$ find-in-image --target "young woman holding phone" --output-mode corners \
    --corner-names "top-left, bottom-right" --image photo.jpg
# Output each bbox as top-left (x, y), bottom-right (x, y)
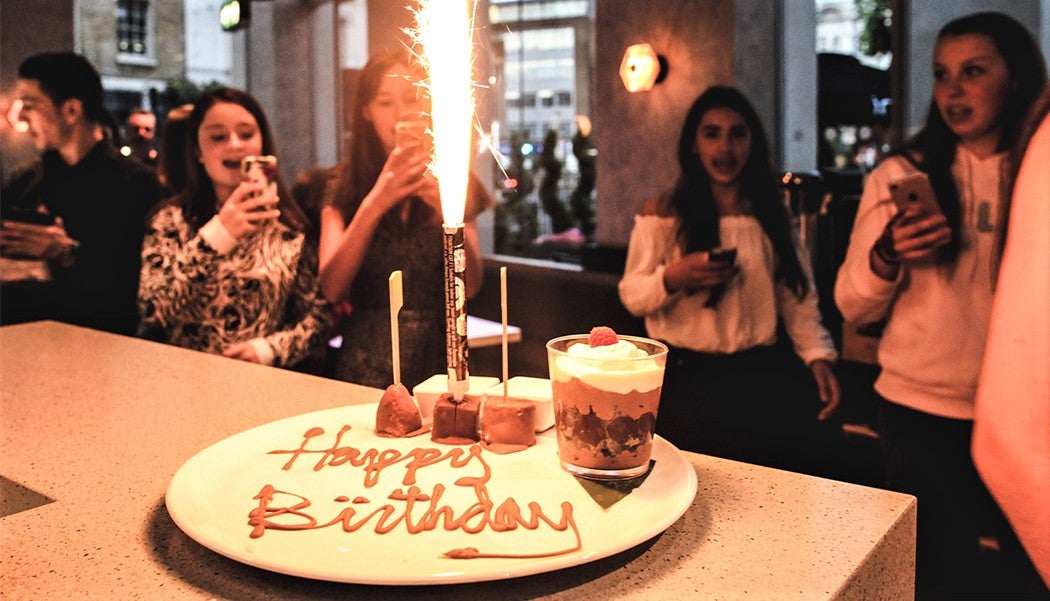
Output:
top-left (619, 86), bottom-right (840, 475)
top-left (834, 13), bottom-right (1046, 598)
top-left (318, 49), bottom-right (492, 390)
top-left (139, 87), bottom-right (327, 368)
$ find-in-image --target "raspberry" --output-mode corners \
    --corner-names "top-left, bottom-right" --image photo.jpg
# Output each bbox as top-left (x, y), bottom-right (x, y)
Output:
top-left (588, 326), bottom-right (618, 347)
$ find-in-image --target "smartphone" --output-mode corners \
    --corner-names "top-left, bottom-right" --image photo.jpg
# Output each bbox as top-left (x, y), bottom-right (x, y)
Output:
top-left (241, 155), bottom-right (278, 188)
top-left (394, 120), bottom-right (431, 155)
top-left (889, 172), bottom-right (942, 217)
top-left (240, 156), bottom-right (278, 212)
top-left (3, 206), bottom-right (56, 226)
top-left (708, 247), bottom-right (737, 266)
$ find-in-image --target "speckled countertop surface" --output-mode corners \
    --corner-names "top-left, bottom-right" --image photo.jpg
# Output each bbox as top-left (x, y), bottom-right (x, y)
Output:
top-left (1, 322), bottom-right (915, 600)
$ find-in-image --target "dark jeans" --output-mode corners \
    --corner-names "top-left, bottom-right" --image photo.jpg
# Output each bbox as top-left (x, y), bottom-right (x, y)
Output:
top-left (878, 399), bottom-right (1048, 600)
top-left (656, 341), bottom-right (842, 477)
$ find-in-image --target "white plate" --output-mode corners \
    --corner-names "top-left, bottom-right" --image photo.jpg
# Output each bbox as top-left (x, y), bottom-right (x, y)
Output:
top-left (166, 403), bottom-right (697, 585)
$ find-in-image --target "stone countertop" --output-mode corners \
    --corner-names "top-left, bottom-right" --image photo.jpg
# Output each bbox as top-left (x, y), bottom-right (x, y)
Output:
top-left (0, 321), bottom-right (915, 600)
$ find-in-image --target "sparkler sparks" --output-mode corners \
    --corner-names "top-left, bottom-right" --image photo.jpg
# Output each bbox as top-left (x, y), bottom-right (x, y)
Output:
top-left (409, 0), bottom-right (480, 399)
top-left (410, 0), bottom-right (477, 227)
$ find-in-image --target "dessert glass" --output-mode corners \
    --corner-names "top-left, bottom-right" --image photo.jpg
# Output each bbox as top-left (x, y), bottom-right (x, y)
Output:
top-left (546, 334), bottom-right (668, 480)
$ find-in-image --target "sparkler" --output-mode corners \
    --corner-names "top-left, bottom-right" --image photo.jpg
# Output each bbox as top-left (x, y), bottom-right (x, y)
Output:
top-left (411, 0), bottom-right (477, 400)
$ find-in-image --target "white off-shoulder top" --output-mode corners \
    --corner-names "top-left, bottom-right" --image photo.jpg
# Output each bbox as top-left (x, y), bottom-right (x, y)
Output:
top-left (618, 214), bottom-right (836, 365)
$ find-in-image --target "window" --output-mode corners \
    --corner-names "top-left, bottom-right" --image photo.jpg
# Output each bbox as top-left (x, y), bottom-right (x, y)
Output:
top-left (815, 0), bottom-right (892, 171)
top-left (488, 1), bottom-right (596, 259)
top-left (117, 0), bottom-right (153, 60)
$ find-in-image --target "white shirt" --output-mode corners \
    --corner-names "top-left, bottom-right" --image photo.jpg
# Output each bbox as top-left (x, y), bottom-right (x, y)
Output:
top-left (834, 147), bottom-right (1005, 419)
top-left (618, 214), bottom-right (837, 365)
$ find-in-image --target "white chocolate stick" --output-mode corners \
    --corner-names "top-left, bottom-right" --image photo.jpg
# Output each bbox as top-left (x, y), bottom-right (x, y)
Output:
top-left (389, 270), bottom-right (403, 386)
top-left (501, 266), bottom-right (509, 400)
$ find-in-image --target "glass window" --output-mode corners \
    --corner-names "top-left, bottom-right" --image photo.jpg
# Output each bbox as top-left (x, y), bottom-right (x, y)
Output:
top-left (487, 1), bottom-right (595, 259)
top-left (489, 0), bottom-right (589, 23)
top-left (816, 0), bottom-right (893, 171)
top-left (117, 0), bottom-right (152, 57)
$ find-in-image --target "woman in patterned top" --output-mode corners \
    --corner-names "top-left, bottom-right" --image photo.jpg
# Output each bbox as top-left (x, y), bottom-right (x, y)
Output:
top-left (139, 87), bottom-right (328, 368)
top-left (319, 50), bottom-right (492, 389)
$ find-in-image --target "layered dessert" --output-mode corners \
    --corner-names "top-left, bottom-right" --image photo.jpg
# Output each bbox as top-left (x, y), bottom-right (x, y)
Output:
top-left (413, 375), bottom-right (500, 426)
top-left (483, 376), bottom-right (554, 432)
top-left (547, 327), bottom-right (667, 478)
top-left (479, 398), bottom-right (536, 453)
top-left (375, 383), bottom-right (428, 438)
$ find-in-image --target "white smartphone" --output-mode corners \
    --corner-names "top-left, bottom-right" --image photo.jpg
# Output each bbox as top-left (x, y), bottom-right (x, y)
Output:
top-left (889, 172), bottom-right (941, 217)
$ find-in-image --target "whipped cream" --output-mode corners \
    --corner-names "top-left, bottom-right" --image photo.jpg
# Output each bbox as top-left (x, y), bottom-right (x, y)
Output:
top-left (550, 338), bottom-right (664, 393)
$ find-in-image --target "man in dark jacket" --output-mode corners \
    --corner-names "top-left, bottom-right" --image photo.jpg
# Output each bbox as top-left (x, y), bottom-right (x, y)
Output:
top-left (1, 52), bottom-right (161, 335)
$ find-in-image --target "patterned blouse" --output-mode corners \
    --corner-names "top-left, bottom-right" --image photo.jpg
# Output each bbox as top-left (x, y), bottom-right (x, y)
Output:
top-left (139, 205), bottom-right (328, 367)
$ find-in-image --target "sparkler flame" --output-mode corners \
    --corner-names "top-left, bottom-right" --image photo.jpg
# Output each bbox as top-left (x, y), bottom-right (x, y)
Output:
top-left (411, 0), bottom-right (477, 227)
top-left (410, 0), bottom-right (479, 400)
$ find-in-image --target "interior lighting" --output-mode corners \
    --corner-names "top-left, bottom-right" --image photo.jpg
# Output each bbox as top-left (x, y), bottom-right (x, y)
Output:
top-left (620, 43), bottom-right (668, 92)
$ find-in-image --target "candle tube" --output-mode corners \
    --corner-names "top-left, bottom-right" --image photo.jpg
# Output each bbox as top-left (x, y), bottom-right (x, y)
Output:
top-left (443, 222), bottom-right (469, 400)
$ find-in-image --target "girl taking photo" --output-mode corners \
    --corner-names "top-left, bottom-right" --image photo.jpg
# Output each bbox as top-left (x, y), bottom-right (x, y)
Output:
top-left (318, 49), bottom-right (492, 390)
top-left (835, 12), bottom-right (1046, 598)
top-left (139, 87), bottom-right (328, 368)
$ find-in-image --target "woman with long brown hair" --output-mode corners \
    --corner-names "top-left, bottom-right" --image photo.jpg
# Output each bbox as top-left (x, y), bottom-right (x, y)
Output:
top-left (319, 49), bottom-right (492, 389)
top-left (619, 86), bottom-right (840, 474)
top-left (139, 87), bottom-right (327, 368)
top-left (835, 13), bottom-right (1046, 598)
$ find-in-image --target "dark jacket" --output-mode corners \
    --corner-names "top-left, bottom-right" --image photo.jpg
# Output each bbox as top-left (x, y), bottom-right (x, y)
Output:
top-left (1, 142), bottom-right (161, 335)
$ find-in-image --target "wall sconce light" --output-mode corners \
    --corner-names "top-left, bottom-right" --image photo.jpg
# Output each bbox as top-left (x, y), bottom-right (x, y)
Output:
top-left (620, 43), bottom-right (668, 92)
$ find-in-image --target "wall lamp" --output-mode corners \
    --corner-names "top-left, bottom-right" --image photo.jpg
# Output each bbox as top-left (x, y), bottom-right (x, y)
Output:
top-left (620, 43), bottom-right (668, 92)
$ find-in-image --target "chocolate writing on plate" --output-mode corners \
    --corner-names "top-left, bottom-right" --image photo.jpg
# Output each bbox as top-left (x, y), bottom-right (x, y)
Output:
top-left (247, 425), bottom-right (581, 559)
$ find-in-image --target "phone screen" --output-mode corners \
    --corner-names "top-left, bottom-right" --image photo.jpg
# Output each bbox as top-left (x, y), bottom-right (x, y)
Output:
top-left (708, 247), bottom-right (737, 266)
top-left (241, 155), bottom-right (278, 187)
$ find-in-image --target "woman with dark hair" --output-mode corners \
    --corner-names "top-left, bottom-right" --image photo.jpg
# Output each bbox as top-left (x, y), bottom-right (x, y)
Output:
top-left (319, 49), bottom-right (492, 389)
top-left (834, 12), bottom-right (1046, 598)
top-left (619, 85), bottom-right (840, 473)
top-left (138, 87), bottom-right (328, 368)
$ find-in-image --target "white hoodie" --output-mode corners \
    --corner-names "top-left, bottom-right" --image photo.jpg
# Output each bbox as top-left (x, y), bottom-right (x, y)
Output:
top-left (834, 147), bottom-right (1004, 420)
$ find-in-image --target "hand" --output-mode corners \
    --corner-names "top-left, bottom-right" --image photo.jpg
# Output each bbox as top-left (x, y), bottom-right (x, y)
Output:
top-left (0, 217), bottom-right (78, 262)
top-left (217, 180), bottom-right (281, 239)
top-left (416, 172), bottom-right (442, 215)
top-left (883, 211), bottom-right (951, 261)
top-left (365, 146), bottom-right (431, 216)
top-left (809, 359), bottom-right (840, 421)
top-left (222, 341), bottom-right (261, 363)
top-left (662, 250), bottom-right (736, 294)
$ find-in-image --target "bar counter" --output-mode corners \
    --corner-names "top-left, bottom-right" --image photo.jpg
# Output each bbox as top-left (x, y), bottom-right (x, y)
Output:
top-left (0, 322), bottom-right (916, 600)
